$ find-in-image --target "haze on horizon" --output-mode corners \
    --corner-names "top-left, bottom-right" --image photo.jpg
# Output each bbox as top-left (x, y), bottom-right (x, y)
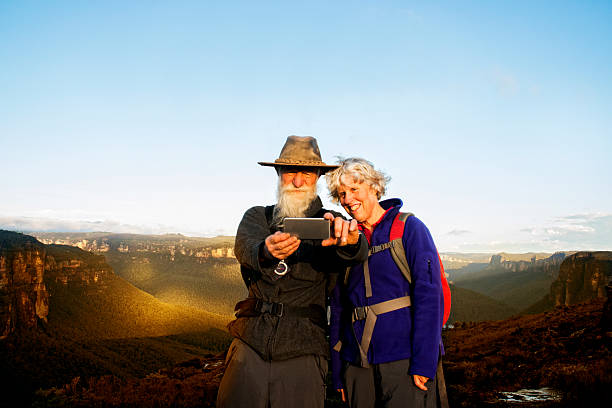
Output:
top-left (1, 1), bottom-right (611, 253)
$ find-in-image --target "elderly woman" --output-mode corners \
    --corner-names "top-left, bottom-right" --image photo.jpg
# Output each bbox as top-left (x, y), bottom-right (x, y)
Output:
top-left (326, 157), bottom-right (447, 408)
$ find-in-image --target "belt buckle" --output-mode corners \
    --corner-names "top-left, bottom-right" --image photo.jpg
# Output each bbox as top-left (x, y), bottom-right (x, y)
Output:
top-left (354, 306), bottom-right (369, 321)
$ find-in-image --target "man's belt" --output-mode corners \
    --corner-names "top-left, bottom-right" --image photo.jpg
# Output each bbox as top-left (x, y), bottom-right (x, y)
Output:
top-left (351, 295), bottom-right (411, 368)
top-left (234, 297), bottom-right (326, 327)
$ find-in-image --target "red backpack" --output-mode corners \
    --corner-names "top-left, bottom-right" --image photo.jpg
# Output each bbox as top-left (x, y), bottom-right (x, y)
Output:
top-left (368, 212), bottom-right (452, 325)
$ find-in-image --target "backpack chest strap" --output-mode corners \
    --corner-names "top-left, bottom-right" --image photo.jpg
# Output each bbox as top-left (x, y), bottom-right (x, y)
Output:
top-left (351, 295), bottom-right (411, 367)
top-left (368, 241), bottom-right (393, 255)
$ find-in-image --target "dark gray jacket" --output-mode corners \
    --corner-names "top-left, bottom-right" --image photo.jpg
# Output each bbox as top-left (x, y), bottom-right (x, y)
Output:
top-left (228, 196), bottom-right (368, 361)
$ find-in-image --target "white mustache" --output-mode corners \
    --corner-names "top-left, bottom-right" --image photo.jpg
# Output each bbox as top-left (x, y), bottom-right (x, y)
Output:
top-left (283, 186), bottom-right (310, 193)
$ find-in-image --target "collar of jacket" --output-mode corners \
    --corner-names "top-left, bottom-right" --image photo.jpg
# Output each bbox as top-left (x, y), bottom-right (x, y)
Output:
top-left (358, 198), bottom-right (403, 240)
top-left (379, 198), bottom-right (403, 212)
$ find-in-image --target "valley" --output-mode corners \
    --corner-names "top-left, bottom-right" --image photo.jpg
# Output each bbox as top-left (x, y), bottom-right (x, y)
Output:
top-left (0, 231), bottom-right (232, 407)
top-left (2, 230), bottom-right (610, 407)
top-left (35, 232), bottom-right (247, 316)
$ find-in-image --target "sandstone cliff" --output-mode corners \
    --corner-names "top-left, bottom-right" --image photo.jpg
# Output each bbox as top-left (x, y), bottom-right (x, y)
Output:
top-left (550, 251), bottom-right (612, 306)
top-left (0, 231), bottom-right (49, 338)
top-left (0, 231), bottom-right (114, 339)
top-left (488, 252), bottom-right (567, 274)
top-left (44, 244), bottom-right (114, 287)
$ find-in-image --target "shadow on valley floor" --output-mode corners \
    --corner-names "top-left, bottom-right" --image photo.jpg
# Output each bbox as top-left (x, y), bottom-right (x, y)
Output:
top-left (0, 329), bottom-right (232, 408)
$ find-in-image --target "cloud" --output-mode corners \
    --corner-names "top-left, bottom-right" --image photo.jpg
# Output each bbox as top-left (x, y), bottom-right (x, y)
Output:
top-left (0, 216), bottom-right (190, 236)
top-left (555, 213), bottom-right (607, 221)
top-left (447, 229), bottom-right (471, 236)
top-left (518, 212), bottom-right (612, 250)
top-left (442, 212), bottom-right (612, 253)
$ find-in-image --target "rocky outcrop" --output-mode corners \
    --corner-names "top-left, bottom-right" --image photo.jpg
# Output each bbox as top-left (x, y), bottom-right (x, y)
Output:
top-left (488, 252), bottom-right (567, 276)
top-left (44, 246), bottom-right (114, 287)
top-left (0, 231), bottom-right (114, 338)
top-left (0, 231), bottom-right (49, 338)
top-left (37, 234), bottom-right (235, 261)
top-left (551, 251), bottom-right (612, 306)
top-left (211, 247), bottom-right (234, 258)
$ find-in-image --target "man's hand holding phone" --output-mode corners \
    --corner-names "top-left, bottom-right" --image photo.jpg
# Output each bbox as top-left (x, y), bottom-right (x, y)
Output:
top-left (264, 232), bottom-right (300, 260)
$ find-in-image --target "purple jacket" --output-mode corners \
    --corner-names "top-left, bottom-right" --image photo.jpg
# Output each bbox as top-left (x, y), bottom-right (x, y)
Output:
top-left (330, 198), bottom-right (443, 389)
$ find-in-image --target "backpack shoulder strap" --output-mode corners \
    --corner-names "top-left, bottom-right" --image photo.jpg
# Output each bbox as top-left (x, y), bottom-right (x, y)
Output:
top-left (264, 205), bottom-right (276, 233)
top-left (241, 205), bottom-right (275, 288)
top-left (388, 211), bottom-right (453, 326)
top-left (390, 212), bottom-right (413, 240)
top-left (389, 212), bottom-right (414, 284)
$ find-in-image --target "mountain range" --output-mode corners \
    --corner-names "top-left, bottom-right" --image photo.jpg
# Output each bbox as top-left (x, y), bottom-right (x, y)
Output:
top-left (2, 229), bottom-right (611, 407)
top-left (33, 232), bottom-right (516, 323)
top-left (451, 252), bottom-right (569, 312)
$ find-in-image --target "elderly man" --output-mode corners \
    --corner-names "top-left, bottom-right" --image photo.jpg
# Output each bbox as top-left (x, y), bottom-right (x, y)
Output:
top-left (216, 136), bottom-right (368, 408)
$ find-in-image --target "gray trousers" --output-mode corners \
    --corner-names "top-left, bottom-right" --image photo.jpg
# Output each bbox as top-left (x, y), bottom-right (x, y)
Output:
top-left (216, 339), bottom-right (328, 408)
top-left (344, 359), bottom-right (439, 408)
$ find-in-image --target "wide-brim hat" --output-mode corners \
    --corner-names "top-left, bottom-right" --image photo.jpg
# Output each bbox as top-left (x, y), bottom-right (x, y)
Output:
top-left (258, 136), bottom-right (339, 174)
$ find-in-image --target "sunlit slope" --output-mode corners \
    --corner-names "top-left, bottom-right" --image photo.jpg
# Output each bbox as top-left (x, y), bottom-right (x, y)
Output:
top-left (45, 273), bottom-right (230, 340)
top-left (35, 232), bottom-right (247, 316)
top-left (105, 254), bottom-right (246, 316)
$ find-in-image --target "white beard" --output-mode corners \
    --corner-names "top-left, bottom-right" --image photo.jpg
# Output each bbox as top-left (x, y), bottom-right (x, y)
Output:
top-left (273, 178), bottom-right (318, 225)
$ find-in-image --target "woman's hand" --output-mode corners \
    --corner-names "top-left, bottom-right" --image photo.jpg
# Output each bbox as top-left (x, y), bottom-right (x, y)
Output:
top-left (413, 375), bottom-right (429, 391)
top-left (321, 213), bottom-right (359, 247)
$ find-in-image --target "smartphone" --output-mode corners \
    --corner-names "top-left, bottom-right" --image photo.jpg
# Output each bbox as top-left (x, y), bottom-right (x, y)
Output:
top-left (282, 218), bottom-right (331, 240)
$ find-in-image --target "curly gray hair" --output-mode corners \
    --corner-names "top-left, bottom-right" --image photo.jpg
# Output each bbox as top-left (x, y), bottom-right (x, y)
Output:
top-left (326, 157), bottom-right (390, 203)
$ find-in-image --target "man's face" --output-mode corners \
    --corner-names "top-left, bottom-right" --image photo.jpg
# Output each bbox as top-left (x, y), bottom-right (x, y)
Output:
top-left (337, 175), bottom-right (379, 223)
top-left (274, 167), bottom-right (320, 220)
top-left (279, 167), bottom-right (319, 192)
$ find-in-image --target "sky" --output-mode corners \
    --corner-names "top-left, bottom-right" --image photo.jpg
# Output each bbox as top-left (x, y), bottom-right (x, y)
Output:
top-left (1, 0), bottom-right (610, 253)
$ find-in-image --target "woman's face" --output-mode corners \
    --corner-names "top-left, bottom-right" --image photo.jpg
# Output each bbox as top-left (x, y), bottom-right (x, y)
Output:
top-left (336, 175), bottom-right (379, 223)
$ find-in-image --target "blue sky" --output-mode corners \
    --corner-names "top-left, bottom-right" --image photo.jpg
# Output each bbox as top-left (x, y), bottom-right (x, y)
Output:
top-left (1, 1), bottom-right (610, 252)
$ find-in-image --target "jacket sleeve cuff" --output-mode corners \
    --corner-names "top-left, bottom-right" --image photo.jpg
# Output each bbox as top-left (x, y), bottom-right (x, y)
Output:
top-left (408, 357), bottom-right (438, 380)
top-left (257, 242), bottom-right (278, 266)
top-left (336, 233), bottom-right (368, 262)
